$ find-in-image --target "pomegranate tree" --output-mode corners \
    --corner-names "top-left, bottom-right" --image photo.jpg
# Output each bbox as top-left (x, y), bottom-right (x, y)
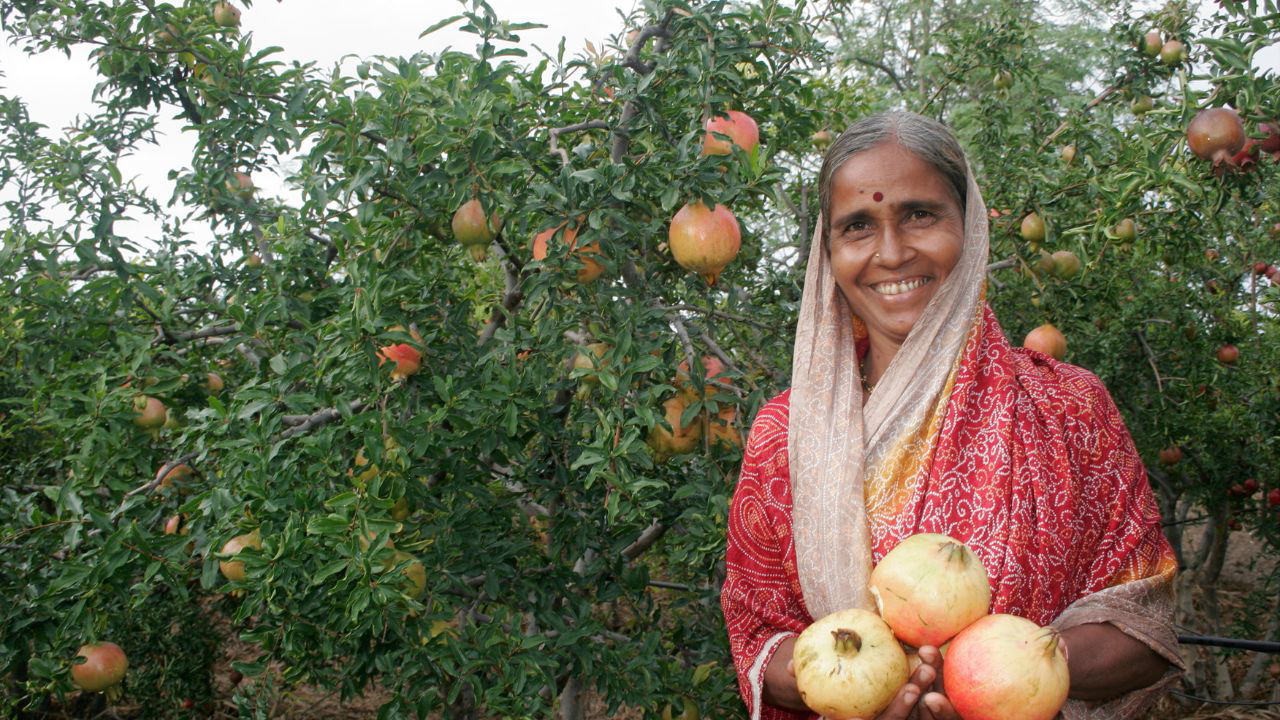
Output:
top-left (1186, 108), bottom-right (1245, 166)
top-left (71, 641), bottom-right (128, 693)
top-left (868, 533), bottom-right (991, 648)
top-left (793, 608), bottom-right (909, 719)
top-left (943, 614), bottom-right (1069, 720)
top-left (1022, 323), bottom-right (1066, 360)
top-left (668, 201), bottom-right (741, 285)
top-left (701, 110), bottom-right (759, 157)
top-left (451, 199), bottom-right (501, 261)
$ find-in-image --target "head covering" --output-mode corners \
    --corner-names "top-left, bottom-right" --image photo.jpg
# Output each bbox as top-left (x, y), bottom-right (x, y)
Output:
top-left (787, 151), bottom-right (990, 619)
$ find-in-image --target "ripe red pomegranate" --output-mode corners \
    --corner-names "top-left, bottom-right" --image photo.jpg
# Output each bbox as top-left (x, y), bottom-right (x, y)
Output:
top-left (1216, 343), bottom-right (1239, 365)
top-left (1258, 123), bottom-right (1280, 155)
top-left (1159, 446), bottom-right (1183, 466)
top-left (451, 199), bottom-right (502, 261)
top-left (1255, 261), bottom-right (1269, 274)
top-left (701, 110), bottom-right (759, 157)
top-left (675, 355), bottom-right (732, 402)
top-left (668, 201), bottom-right (741, 285)
top-left (1243, 478), bottom-right (1259, 494)
top-left (72, 642), bottom-right (128, 692)
top-left (532, 222), bottom-right (603, 283)
top-left (1186, 108), bottom-right (1246, 166)
top-left (943, 614), bottom-right (1069, 720)
top-left (132, 395), bottom-right (167, 429)
top-left (157, 463), bottom-right (193, 490)
top-left (1267, 488), bottom-right (1280, 507)
top-left (869, 533), bottom-right (991, 648)
top-left (1022, 323), bottom-right (1066, 360)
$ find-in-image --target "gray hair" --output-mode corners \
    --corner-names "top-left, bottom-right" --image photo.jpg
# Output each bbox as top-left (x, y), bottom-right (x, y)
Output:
top-left (817, 111), bottom-right (969, 245)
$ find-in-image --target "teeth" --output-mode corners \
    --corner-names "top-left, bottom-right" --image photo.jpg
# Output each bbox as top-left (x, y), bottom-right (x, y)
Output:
top-left (873, 278), bottom-right (930, 296)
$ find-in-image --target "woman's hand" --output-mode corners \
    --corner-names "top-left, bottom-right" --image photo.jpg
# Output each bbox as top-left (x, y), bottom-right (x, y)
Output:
top-left (764, 636), bottom-right (942, 719)
top-left (912, 645), bottom-right (962, 720)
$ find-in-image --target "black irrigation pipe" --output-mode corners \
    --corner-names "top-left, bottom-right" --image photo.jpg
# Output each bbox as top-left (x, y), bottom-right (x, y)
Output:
top-left (1170, 690), bottom-right (1280, 707)
top-left (1177, 633), bottom-right (1280, 654)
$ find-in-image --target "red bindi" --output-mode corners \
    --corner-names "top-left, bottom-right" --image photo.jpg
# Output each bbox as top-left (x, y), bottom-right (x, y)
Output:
top-left (872, 191), bottom-right (884, 202)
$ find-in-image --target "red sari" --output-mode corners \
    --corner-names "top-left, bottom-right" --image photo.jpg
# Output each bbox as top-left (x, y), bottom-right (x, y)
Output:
top-left (721, 305), bottom-right (1181, 719)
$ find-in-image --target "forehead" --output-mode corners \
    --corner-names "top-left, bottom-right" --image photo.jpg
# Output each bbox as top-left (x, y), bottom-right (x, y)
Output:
top-left (828, 142), bottom-right (957, 207)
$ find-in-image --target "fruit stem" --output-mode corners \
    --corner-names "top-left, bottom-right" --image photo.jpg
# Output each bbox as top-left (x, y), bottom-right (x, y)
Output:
top-left (1041, 627), bottom-right (1061, 656)
top-left (943, 541), bottom-right (969, 565)
top-left (831, 628), bottom-right (862, 656)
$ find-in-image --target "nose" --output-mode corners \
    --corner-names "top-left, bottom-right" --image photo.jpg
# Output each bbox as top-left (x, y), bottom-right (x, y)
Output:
top-left (874, 225), bottom-right (913, 267)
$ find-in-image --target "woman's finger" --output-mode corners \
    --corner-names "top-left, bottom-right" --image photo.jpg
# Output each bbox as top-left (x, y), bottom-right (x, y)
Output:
top-left (920, 691), bottom-right (962, 720)
top-left (870, 680), bottom-right (923, 720)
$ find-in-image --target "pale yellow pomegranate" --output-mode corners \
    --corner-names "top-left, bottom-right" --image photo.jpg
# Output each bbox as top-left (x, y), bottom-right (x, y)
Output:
top-left (793, 608), bottom-right (909, 719)
top-left (869, 533), bottom-right (991, 648)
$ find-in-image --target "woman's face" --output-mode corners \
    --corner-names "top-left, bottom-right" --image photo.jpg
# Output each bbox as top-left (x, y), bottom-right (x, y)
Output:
top-left (826, 141), bottom-right (965, 348)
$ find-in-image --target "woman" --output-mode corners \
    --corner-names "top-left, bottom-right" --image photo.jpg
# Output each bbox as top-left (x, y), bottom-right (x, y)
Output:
top-left (721, 112), bottom-right (1183, 720)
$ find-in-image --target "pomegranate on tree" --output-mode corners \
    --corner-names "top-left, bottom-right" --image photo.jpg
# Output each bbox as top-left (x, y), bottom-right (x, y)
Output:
top-left (869, 533), bottom-right (991, 648)
top-left (1158, 446), bottom-right (1183, 466)
top-left (701, 110), bottom-right (759, 157)
top-left (1114, 218), bottom-right (1137, 243)
top-left (1059, 144), bottom-right (1077, 165)
top-left (793, 608), bottom-right (909, 719)
top-left (572, 342), bottom-right (611, 383)
top-left (1022, 323), bottom-right (1066, 360)
top-left (204, 372), bottom-right (224, 395)
top-left (943, 614), bottom-right (1069, 720)
top-left (377, 343), bottom-right (422, 381)
top-left (1141, 31), bottom-right (1162, 57)
top-left (668, 201), bottom-right (741, 286)
top-left (1186, 108), bottom-right (1245, 166)
top-left (1216, 343), bottom-right (1239, 365)
top-left (1049, 250), bottom-right (1080, 279)
top-left (132, 395), bottom-right (167, 429)
top-left (212, 2), bottom-right (241, 28)
top-left (71, 642), bottom-right (128, 693)
top-left (532, 222), bottom-right (604, 283)
top-left (219, 530), bottom-right (262, 583)
top-left (225, 171), bottom-right (253, 199)
top-left (1159, 39), bottom-right (1186, 66)
top-left (647, 396), bottom-right (702, 461)
top-left (451, 199), bottom-right (502, 261)
top-left (1019, 212), bottom-right (1045, 244)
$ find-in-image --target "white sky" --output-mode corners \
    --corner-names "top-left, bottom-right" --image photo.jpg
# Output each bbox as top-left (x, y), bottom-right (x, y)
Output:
top-left (0, 0), bottom-right (635, 252)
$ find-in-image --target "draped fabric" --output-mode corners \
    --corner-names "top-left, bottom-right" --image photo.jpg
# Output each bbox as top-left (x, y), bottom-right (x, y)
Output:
top-left (721, 161), bottom-right (1181, 719)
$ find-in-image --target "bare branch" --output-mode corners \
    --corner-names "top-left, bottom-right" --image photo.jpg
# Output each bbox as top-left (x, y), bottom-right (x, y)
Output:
top-left (660, 303), bottom-right (771, 330)
top-left (1133, 329), bottom-right (1165, 393)
top-left (478, 242), bottom-right (524, 345)
top-left (278, 400), bottom-right (370, 440)
top-left (623, 521), bottom-right (666, 560)
top-left (548, 120), bottom-right (610, 167)
top-left (852, 56), bottom-right (905, 93)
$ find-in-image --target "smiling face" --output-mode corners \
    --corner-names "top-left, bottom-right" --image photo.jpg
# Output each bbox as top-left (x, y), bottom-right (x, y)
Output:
top-left (826, 141), bottom-right (965, 350)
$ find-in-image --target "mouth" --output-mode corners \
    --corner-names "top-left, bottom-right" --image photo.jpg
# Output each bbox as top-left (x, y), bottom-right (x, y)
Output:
top-left (869, 277), bottom-right (933, 296)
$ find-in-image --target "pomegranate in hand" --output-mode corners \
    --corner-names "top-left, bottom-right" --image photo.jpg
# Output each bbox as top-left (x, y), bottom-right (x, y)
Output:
top-left (793, 608), bottom-right (909, 719)
top-left (943, 614), bottom-right (1069, 720)
top-left (869, 533), bottom-right (991, 648)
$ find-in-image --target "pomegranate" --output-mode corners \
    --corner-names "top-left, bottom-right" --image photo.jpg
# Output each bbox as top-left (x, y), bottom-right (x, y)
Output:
top-left (1187, 108), bottom-right (1245, 166)
top-left (1131, 95), bottom-right (1154, 115)
top-left (451, 199), bottom-right (502, 261)
top-left (212, 2), bottom-right (241, 28)
top-left (219, 530), bottom-right (262, 583)
top-left (1258, 123), bottom-right (1280, 155)
top-left (391, 551), bottom-right (426, 599)
top-left (943, 614), bottom-right (1069, 720)
top-left (1159, 39), bottom-right (1186, 66)
top-left (157, 463), bottom-right (193, 490)
top-left (1242, 477), bottom-right (1258, 494)
top-left (377, 343), bottom-right (422, 381)
top-left (675, 355), bottom-right (731, 402)
top-left (71, 642), bottom-right (128, 692)
top-left (668, 201), bottom-right (741, 285)
top-left (572, 342), bottom-right (610, 383)
top-left (647, 396), bottom-right (702, 461)
top-left (1159, 446), bottom-right (1183, 466)
top-left (1141, 31), bottom-right (1162, 57)
top-left (532, 222), bottom-right (604, 283)
top-left (132, 395), bottom-right (167, 429)
top-left (993, 70), bottom-right (1013, 89)
top-left (793, 608), bottom-right (909, 719)
top-left (701, 110), bottom-right (759, 157)
top-left (1203, 248), bottom-right (1219, 261)
top-left (225, 171), bottom-right (253, 199)
top-left (164, 514), bottom-right (182, 535)
top-left (707, 406), bottom-right (741, 449)
top-left (1059, 144), bottom-right (1076, 165)
top-left (1216, 343), bottom-right (1239, 365)
top-left (1019, 212), bottom-right (1045, 244)
top-left (204, 372), bottom-right (224, 395)
top-left (812, 130), bottom-right (834, 149)
top-left (869, 533), bottom-right (991, 648)
top-left (1114, 218), bottom-right (1137, 242)
top-left (1267, 488), bottom-right (1280, 507)
top-left (1022, 323), bottom-right (1066, 360)
top-left (1255, 261), bottom-right (1269, 274)
top-left (1050, 250), bottom-right (1080, 279)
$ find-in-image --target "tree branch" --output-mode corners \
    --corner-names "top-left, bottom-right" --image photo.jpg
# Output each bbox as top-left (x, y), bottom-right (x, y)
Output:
top-left (548, 120), bottom-right (610, 167)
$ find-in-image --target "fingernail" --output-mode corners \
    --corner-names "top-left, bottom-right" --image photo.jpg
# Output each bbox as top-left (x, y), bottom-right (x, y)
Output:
top-left (927, 696), bottom-right (943, 712)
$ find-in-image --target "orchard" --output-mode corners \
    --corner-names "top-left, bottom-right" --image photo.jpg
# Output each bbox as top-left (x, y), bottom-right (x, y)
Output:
top-left (0, 0), bottom-right (1278, 718)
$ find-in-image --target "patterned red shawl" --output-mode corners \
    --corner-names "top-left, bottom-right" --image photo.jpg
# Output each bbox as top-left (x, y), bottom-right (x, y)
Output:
top-left (721, 303), bottom-right (1182, 720)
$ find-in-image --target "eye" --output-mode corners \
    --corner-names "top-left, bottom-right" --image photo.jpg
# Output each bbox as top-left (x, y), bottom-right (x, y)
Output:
top-left (906, 209), bottom-right (937, 226)
top-left (843, 219), bottom-right (872, 236)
